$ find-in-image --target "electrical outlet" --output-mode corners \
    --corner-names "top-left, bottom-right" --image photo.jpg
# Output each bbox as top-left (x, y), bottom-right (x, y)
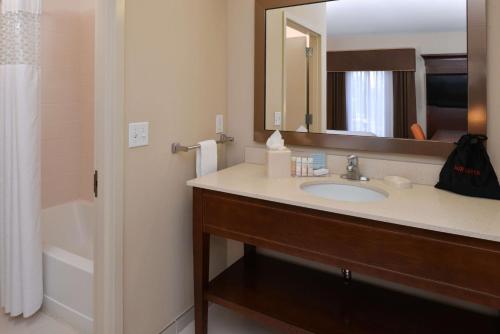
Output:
top-left (128, 122), bottom-right (149, 148)
top-left (274, 112), bottom-right (282, 126)
top-left (216, 114), bottom-right (224, 134)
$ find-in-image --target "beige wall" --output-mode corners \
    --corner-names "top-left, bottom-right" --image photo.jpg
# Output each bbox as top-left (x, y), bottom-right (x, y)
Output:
top-left (488, 0), bottom-right (500, 172)
top-left (41, 0), bottom-right (95, 208)
top-left (123, 0), bottom-right (228, 333)
top-left (327, 31), bottom-right (467, 54)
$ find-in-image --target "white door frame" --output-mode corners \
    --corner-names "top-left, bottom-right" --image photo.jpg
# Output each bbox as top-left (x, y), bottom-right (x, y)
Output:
top-left (94, 0), bottom-right (125, 333)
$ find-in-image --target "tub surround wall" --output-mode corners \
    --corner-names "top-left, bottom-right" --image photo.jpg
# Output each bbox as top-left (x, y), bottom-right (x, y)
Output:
top-left (42, 201), bottom-right (94, 259)
top-left (41, 0), bottom-right (95, 209)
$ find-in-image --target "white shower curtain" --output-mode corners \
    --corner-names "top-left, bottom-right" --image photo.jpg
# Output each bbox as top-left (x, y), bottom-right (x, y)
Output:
top-left (0, 0), bottom-right (43, 318)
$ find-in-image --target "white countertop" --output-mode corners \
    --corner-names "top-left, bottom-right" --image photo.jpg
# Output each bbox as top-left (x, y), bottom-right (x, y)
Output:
top-left (187, 163), bottom-right (500, 243)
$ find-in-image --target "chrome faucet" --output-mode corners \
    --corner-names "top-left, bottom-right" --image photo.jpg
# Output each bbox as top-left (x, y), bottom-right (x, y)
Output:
top-left (342, 155), bottom-right (369, 181)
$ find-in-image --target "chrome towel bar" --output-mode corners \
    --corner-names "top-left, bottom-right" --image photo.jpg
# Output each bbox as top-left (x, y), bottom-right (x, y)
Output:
top-left (171, 133), bottom-right (234, 154)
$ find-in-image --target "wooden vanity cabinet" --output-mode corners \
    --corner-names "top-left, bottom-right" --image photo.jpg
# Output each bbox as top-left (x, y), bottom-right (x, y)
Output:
top-left (193, 188), bottom-right (500, 334)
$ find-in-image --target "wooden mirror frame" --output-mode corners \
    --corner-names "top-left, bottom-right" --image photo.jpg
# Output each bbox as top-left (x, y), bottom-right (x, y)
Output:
top-left (254, 0), bottom-right (487, 157)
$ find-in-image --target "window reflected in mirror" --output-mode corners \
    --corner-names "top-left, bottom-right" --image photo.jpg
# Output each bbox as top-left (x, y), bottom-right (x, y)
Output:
top-left (265, 0), bottom-right (468, 143)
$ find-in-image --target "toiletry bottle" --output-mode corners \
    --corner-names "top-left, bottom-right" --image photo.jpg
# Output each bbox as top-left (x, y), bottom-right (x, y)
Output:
top-left (308, 157), bottom-right (314, 176)
top-left (291, 157), bottom-right (296, 177)
top-left (296, 157), bottom-right (302, 177)
top-left (301, 157), bottom-right (308, 177)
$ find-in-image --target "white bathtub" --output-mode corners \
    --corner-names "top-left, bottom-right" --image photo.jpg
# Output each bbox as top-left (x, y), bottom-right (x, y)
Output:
top-left (42, 201), bottom-right (95, 334)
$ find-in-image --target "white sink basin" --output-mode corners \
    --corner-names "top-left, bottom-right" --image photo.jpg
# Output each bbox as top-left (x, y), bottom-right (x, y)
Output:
top-left (301, 182), bottom-right (388, 203)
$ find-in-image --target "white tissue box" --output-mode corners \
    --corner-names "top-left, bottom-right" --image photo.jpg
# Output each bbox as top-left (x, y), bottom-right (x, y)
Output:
top-left (267, 149), bottom-right (291, 178)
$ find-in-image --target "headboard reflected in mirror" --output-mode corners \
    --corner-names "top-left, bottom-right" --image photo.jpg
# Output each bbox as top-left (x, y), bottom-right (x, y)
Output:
top-left (254, 0), bottom-right (487, 156)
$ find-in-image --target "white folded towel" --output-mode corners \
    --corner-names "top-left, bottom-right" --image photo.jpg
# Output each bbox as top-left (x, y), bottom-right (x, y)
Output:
top-left (196, 140), bottom-right (217, 177)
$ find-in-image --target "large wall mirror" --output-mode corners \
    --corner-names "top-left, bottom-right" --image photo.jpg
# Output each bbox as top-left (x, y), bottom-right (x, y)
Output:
top-left (255, 0), bottom-right (487, 156)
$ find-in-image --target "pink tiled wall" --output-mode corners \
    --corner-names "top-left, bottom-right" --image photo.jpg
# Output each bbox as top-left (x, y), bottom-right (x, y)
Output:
top-left (41, 0), bottom-right (95, 208)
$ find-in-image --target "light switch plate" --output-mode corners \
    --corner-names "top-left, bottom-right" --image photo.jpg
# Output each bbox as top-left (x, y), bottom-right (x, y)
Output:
top-left (216, 114), bottom-right (224, 134)
top-left (274, 112), bottom-right (282, 126)
top-left (128, 122), bottom-right (149, 148)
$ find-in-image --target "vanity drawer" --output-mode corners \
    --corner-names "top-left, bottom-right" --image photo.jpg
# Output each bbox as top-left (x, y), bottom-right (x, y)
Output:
top-left (199, 189), bottom-right (500, 309)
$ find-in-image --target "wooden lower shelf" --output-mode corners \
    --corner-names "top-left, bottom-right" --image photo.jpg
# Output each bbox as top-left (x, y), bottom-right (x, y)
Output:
top-left (206, 255), bottom-right (498, 334)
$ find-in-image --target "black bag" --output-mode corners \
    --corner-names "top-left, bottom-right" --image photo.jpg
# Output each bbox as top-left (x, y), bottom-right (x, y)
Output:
top-left (435, 135), bottom-right (500, 200)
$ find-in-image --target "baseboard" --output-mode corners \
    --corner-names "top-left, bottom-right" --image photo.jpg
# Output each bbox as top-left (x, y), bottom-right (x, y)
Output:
top-left (175, 307), bottom-right (194, 333)
top-left (160, 305), bottom-right (204, 334)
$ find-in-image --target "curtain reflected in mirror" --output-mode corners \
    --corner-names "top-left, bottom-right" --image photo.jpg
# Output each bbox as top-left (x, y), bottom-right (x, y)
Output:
top-left (327, 72), bottom-right (346, 131)
top-left (346, 71), bottom-right (393, 138)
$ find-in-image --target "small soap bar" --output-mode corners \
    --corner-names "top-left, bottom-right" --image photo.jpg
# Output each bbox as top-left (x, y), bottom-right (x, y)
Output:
top-left (267, 149), bottom-right (292, 178)
top-left (384, 176), bottom-right (413, 189)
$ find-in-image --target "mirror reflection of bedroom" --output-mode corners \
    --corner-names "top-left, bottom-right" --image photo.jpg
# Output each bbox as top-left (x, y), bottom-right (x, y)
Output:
top-left (265, 0), bottom-right (468, 143)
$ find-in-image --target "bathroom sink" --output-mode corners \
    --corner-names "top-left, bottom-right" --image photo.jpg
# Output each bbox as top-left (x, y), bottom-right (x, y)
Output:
top-left (301, 182), bottom-right (388, 203)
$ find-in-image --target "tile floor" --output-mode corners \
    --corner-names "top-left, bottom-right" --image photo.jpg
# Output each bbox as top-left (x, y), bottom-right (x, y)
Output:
top-left (0, 311), bottom-right (78, 334)
top-left (2, 306), bottom-right (278, 334)
top-left (179, 305), bottom-right (280, 334)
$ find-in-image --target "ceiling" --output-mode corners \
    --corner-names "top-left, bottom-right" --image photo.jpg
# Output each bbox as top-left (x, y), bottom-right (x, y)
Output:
top-left (327, 0), bottom-right (467, 36)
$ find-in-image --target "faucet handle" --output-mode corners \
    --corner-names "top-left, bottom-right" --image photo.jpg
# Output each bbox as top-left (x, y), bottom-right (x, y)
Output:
top-left (347, 155), bottom-right (358, 166)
